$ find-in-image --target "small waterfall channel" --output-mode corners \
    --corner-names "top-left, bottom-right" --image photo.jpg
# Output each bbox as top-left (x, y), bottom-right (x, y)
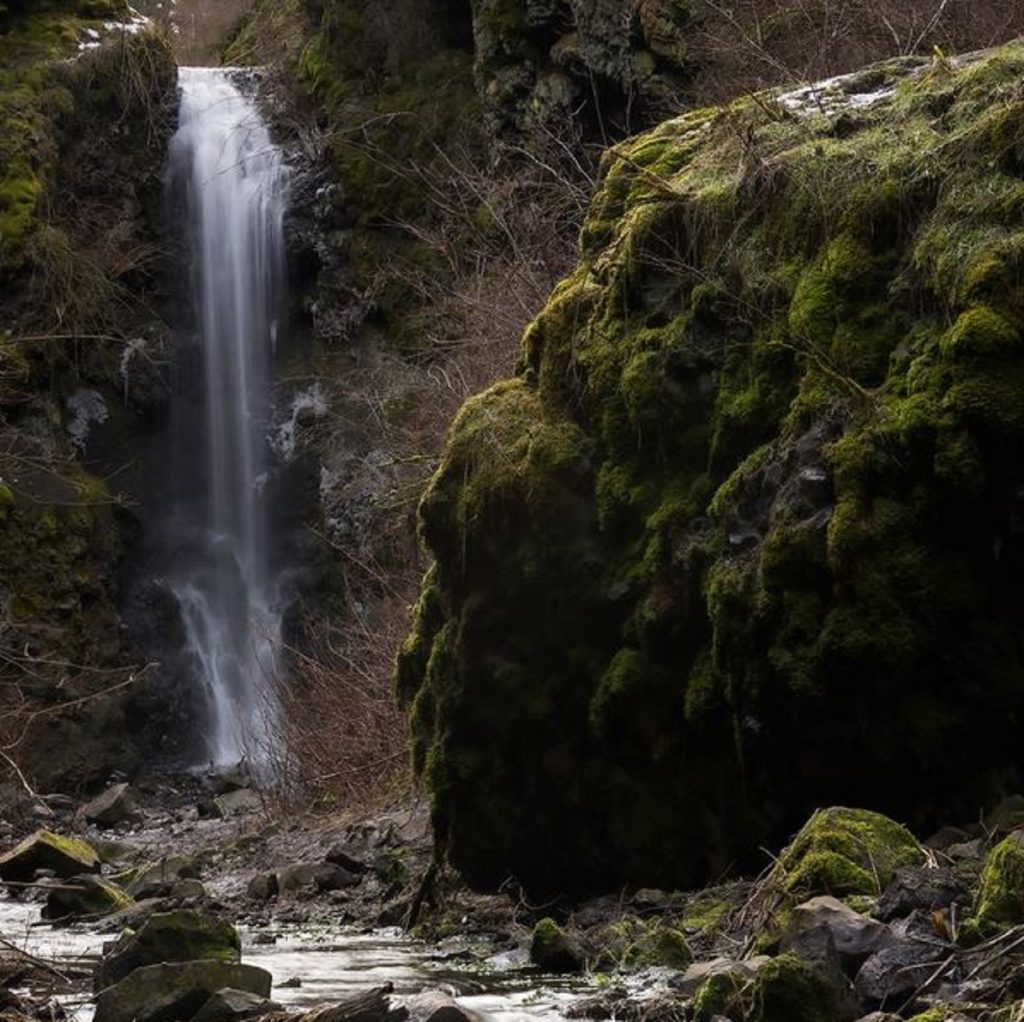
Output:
top-left (164, 67), bottom-right (287, 766)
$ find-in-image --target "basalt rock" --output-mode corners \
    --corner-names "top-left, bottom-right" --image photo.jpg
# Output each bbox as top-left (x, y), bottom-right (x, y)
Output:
top-left (0, 830), bottom-right (100, 882)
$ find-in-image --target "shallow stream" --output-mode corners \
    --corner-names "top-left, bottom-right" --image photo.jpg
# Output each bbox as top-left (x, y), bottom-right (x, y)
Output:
top-left (0, 899), bottom-right (592, 1022)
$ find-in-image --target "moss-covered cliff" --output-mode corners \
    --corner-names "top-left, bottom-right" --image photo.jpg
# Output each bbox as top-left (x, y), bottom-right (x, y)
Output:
top-left (399, 47), bottom-right (1024, 896)
top-left (0, 3), bottom-right (177, 790)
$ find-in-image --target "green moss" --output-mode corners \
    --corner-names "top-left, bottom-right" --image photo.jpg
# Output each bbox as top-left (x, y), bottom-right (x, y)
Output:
top-left (400, 41), bottom-right (1024, 896)
top-left (775, 807), bottom-right (923, 898)
top-left (750, 953), bottom-right (837, 1022)
top-left (530, 918), bottom-right (582, 973)
top-left (693, 970), bottom-right (747, 1022)
top-left (968, 831), bottom-right (1024, 936)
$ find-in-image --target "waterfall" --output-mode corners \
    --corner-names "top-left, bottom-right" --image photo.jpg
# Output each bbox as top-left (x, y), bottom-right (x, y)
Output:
top-left (164, 67), bottom-right (288, 768)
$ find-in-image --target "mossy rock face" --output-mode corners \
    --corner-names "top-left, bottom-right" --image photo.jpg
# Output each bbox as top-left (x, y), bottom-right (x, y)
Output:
top-left (775, 807), bottom-right (923, 899)
top-left (968, 831), bottom-right (1024, 936)
top-left (0, 829), bottom-right (100, 881)
top-left (399, 44), bottom-right (1024, 897)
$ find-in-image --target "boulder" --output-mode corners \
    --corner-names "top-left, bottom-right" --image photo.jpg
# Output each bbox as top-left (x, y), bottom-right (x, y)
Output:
top-left (81, 784), bottom-right (140, 827)
top-left (192, 989), bottom-right (281, 1022)
top-left (967, 830), bottom-right (1024, 936)
top-left (774, 809), bottom-right (923, 899)
top-left (42, 875), bottom-right (132, 921)
top-left (404, 990), bottom-right (475, 1022)
top-left (128, 856), bottom-right (200, 899)
top-left (785, 897), bottom-right (892, 966)
top-left (93, 961), bottom-right (272, 1022)
top-left (247, 873), bottom-right (278, 901)
top-left (314, 864), bottom-right (362, 892)
top-left (95, 910), bottom-right (240, 991)
top-left (751, 952), bottom-right (854, 1022)
top-left (875, 867), bottom-right (968, 922)
top-left (0, 829), bottom-right (99, 881)
top-left (214, 790), bottom-right (262, 819)
top-left (529, 918), bottom-right (584, 973)
top-left (853, 914), bottom-right (949, 1010)
top-left (325, 845), bottom-right (369, 875)
top-left (670, 956), bottom-right (768, 997)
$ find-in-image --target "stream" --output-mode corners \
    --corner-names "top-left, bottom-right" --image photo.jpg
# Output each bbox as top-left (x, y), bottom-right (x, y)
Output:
top-left (0, 899), bottom-right (593, 1022)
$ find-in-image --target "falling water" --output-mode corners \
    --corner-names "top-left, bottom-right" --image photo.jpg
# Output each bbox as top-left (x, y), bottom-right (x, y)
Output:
top-left (165, 67), bottom-right (287, 766)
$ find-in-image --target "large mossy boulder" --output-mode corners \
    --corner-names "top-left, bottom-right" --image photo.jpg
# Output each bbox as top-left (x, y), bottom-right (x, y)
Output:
top-left (0, 830), bottom-right (99, 881)
top-left (775, 808), bottom-right (923, 899)
top-left (95, 910), bottom-right (241, 991)
top-left (967, 831), bottom-right (1024, 937)
top-left (751, 953), bottom-right (847, 1022)
top-left (398, 43), bottom-right (1024, 896)
top-left (93, 961), bottom-right (272, 1022)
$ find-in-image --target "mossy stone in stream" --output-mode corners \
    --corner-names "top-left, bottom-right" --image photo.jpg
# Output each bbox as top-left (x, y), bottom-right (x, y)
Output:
top-left (95, 910), bottom-right (241, 991)
top-left (43, 874), bottom-right (132, 921)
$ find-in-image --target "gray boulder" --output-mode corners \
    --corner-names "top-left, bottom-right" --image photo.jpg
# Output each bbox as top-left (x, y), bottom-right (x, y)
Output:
top-left (0, 830), bottom-right (99, 881)
top-left (192, 988), bottom-right (281, 1022)
top-left (854, 914), bottom-right (949, 1011)
top-left (785, 897), bottom-right (893, 967)
top-left (214, 790), bottom-right (262, 819)
top-left (93, 961), bottom-right (272, 1022)
top-left (128, 856), bottom-right (200, 899)
top-left (81, 784), bottom-right (140, 828)
top-left (95, 909), bottom-right (240, 991)
top-left (405, 990), bottom-right (476, 1022)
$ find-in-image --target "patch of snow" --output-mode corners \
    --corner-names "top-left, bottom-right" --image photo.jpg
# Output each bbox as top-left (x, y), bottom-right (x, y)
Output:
top-left (66, 388), bottom-right (109, 452)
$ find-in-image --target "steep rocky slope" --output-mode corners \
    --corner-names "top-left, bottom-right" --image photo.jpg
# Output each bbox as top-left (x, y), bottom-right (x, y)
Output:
top-left (399, 46), bottom-right (1024, 896)
top-left (0, 1), bottom-right (177, 789)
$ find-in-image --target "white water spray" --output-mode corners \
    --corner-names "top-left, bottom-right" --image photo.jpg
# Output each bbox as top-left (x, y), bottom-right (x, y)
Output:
top-left (166, 67), bottom-right (287, 767)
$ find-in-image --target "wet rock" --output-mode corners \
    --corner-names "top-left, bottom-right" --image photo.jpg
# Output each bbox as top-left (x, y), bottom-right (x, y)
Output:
top-left (278, 977), bottom-right (301, 989)
top-left (669, 956), bottom-right (767, 997)
top-left (248, 873), bottom-right (279, 901)
top-left (314, 864), bottom-right (362, 892)
top-left (778, 921), bottom-right (859, 1017)
top-left (128, 856), bottom-right (200, 899)
top-left (214, 789), bottom-right (262, 818)
top-left (275, 863), bottom-right (322, 893)
top-left (785, 897), bottom-right (893, 965)
top-left (404, 990), bottom-right (473, 1022)
top-left (967, 830), bottom-right (1024, 934)
top-left (853, 914), bottom-right (949, 1010)
top-left (875, 867), bottom-right (968, 922)
top-left (751, 952), bottom-right (854, 1022)
top-left (192, 988), bottom-right (281, 1022)
top-left (325, 845), bottom-right (370, 875)
top-left (94, 961), bottom-right (272, 1022)
top-left (43, 874), bottom-right (132, 921)
top-left (530, 918), bottom-right (584, 973)
top-left (94, 909), bottom-right (240, 991)
top-left (81, 783), bottom-right (141, 827)
top-left (171, 878), bottom-right (208, 900)
top-left (945, 839), bottom-right (986, 862)
top-left (210, 763), bottom-right (253, 795)
top-left (0, 829), bottom-right (100, 881)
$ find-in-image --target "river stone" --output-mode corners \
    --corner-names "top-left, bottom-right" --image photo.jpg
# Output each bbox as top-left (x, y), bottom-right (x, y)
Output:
top-left (875, 866), bottom-right (968, 922)
top-left (94, 909), bottom-right (240, 991)
top-left (42, 874), bottom-right (132, 921)
top-left (0, 829), bottom-right (99, 881)
top-left (129, 856), bottom-right (201, 899)
top-left (214, 789), bottom-right (262, 819)
top-left (81, 783), bottom-right (140, 827)
top-left (94, 961), bottom-right (272, 1022)
top-left (785, 897), bottom-right (893, 964)
top-left (405, 990), bottom-right (475, 1022)
top-left (853, 914), bottom-right (949, 1010)
top-left (669, 956), bottom-right (768, 997)
top-left (247, 872), bottom-right (278, 901)
top-left (192, 989), bottom-right (281, 1022)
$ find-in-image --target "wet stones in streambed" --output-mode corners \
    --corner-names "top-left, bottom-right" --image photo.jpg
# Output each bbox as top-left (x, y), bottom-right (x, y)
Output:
top-left (42, 874), bottom-right (133, 921)
top-left (94, 961), bottom-right (273, 1022)
top-left (0, 829), bottom-right (100, 881)
top-left (95, 909), bottom-right (240, 991)
top-left (124, 855), bottom-right (202, 899)
top-left (192, 988), bottom-right (282, 1022)
top-left (403, 990), bottom-right (476, 1022)
top-left (530, 918), bottom-right (585, 973)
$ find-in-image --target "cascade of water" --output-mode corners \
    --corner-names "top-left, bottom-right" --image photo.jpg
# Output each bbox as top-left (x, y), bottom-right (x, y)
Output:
top-left (165, 67), bottom-right (288, 767)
